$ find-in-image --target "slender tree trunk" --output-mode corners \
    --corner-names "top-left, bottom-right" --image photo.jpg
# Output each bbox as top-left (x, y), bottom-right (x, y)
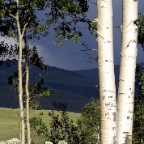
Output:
top-left (24, 33), bottom-right (31, 144)
top-left (17, 19), bottom-right (25, 144)
top-left (25, 61), bottom-right (31, 144)
top-left (96, 0), bottom-right (117, 143)
top-left (117, 0), bottom-right (138, 143)
top-left (16, 0), bottom-right (25, 143)
top-left (18, 37), bottom-right (25, 144)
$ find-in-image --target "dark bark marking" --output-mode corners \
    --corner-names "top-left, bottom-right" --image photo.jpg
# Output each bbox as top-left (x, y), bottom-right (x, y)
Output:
top-left (113, 112), bottom-right (116, 121)
top-left (125, 135), bottom-right (132, 144)
top-left (127, 116), bottom-right (130, 119)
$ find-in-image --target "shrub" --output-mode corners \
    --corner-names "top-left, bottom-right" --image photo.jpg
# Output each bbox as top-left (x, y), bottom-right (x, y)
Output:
top-left (30, 115), bottom-right (49, 144)
top-left (30, 99), bottom-right (100, 144)
top-left (48, 102), bottom-right (80, 144)
top-left (77, 98), bottom-right (100, 144)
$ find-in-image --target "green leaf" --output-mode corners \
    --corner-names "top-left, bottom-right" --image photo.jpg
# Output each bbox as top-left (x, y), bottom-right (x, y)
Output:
top-left (41, 89), bottom-right (53, 97)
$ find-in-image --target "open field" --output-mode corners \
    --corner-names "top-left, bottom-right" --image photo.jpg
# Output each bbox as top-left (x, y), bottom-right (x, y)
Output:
top-left (0, 108), bottom-right (80, 141)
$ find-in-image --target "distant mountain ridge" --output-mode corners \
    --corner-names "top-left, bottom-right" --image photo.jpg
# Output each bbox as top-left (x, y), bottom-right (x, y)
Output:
top-left (0, 60), bottom-right (143, 112)
top-left (74, 68), bottom-right (99, 81)
top-left (0, 60), bottom-right (99, 112)
top-left (74, 65), bottom-right (120, 86)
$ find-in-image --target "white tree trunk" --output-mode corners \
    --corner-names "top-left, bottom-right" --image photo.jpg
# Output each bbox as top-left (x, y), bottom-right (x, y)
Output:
top-left (16, 0), bottom-right (25, 143)
top-left (97, 0), bottom-right (117, 143)
top-left (117, 0), bottom-right (138, 143)
top-left (25, 62), bottom-right (31, 144)
top-left (17, 33), bottom-right (25, 144)
top-left (24, 32), bottom-right (31, 144)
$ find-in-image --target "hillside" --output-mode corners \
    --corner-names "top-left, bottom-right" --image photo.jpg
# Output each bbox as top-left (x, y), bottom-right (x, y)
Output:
top-left (74, 65), bottom-right (120, 86)
top-left (1, 60), bottom-right (140, 112)
top-left (0, 60), bottom-right (99, 112)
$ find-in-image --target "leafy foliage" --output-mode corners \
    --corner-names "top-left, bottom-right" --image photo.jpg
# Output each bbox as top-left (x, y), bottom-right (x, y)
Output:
top-left (30, 101), bottom-right (80, 144)
top-left (0, 41), bottom-right (11, 65)
top-left (135, 64), bottom-right (144, 99)
top-left (7, 46), bottom-right (53, 109)
top-left (138, 13), bottom-right (144, 48)
top-left (128, 15), bottom-right (144, 139)
top-left (30, 114), bottom-right (50, 144)
top-left (133, 65), bottom-right (144, 143)
top-left (133, 100), bottom-right (144, 144)
top-left (30, 99), bottom-right (101, 144)
top-left (23, 45), bottom-right (46, 70)
top-left (77, 98), bottom-right (100, 144)
top-left (8, 68), bottom-right (53, 109)
top-left (48, 102), bottom-right (80, 144)
top-left (0, 0), bottom-right (90, 43)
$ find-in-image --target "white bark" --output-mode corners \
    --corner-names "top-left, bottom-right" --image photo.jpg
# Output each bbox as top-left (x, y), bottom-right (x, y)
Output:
top-left (25, 62), bottom-right (31, 144)
top-left (17, 29), bottom-right (25, 144)
top-left (24, 32), bottom-right (31, 144)
top-left (117, 0), bottom-right (138, 143)
top-left (16, 0), bottom-right (25, 143)
top-left (97, 0), bottom-right (117, 143)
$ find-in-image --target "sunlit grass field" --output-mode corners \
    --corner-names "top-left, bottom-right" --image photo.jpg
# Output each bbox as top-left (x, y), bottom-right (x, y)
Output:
top-left (0, 108), bottom-right (80, 141)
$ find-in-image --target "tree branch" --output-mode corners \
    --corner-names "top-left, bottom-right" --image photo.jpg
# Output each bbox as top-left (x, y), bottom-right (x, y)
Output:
top-left (22, 16), bottom-right (32, 37)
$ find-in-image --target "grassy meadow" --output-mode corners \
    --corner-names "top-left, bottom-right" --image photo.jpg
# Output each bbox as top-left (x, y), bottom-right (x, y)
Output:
top-left (0, 108), bottom-right (80, 141)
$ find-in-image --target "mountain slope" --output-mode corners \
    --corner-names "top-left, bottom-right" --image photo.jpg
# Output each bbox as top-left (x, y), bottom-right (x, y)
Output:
top-left (2, 60), bottom-right (138, 111)
top-left (0, 60), bottom-right (99, 112)
top-left (74, 65), bottom-right (120, 86)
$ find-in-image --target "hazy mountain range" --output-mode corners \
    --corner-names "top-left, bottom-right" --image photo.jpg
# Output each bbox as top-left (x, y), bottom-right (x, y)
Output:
top-left (0, 60), bottom-right (100, 112)
top-left (0, 59), bottom-right (133, 112)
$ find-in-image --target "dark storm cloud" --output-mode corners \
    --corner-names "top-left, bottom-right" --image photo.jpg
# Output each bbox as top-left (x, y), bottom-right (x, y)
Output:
top-left (113, 0), bottom-right (144, 66)
top-left (36, 0), bottom-right (144, 70)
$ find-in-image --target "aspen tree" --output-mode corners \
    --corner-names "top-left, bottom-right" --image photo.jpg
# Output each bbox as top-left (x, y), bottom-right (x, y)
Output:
top-left (117, 0), bottom-right (138, 143)
top-left (16, 0), bottom-right (25, 142)
top-left (17, 34), bottom-right (25, 144)
top-left (96, 0), bottom-right (116, 143)
top-left (24, 33), bottom-right (31, 144)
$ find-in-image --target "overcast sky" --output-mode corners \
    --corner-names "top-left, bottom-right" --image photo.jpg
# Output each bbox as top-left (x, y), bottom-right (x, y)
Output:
top-left (34, 0), bottom-right (144, 70)
top-left (2, 0), bottom-right (144, 70)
